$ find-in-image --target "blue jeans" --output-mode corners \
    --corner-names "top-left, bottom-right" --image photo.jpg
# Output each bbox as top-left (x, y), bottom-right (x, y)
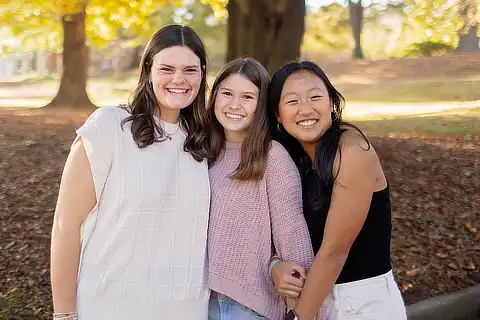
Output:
top-left (208, 291), bottom-right (267, 320)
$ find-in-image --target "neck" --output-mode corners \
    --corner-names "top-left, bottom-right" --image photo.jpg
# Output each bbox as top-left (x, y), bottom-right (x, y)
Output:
top-left (158, 106), bottom-right (181, 124)
top-left (301, 141), bottom-right (316, 167)
top-left (224, 130), bottom-right (246, 143)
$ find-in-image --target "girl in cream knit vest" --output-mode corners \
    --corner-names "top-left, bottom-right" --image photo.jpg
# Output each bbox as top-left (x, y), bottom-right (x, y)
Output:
top-left (50, 25), bottom-right (211, 320)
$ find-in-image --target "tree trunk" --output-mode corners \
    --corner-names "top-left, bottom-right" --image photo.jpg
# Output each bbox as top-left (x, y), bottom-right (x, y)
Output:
top-left (226, 0), bottom-right (306, 74)
top-left (128, 45), bottom-right (144, 70)
top-left (349, 0), bottom-right (364, 59)
top-left (456, 0), bottom-right (480, 52)
top-left (457, 24), bottom-right (480, 51)
top-left (46, 3), bottom-right (95, 109)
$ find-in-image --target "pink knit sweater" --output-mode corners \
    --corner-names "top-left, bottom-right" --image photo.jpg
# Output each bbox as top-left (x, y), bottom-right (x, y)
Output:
top-left (207, 141), bottom-right (315, 320)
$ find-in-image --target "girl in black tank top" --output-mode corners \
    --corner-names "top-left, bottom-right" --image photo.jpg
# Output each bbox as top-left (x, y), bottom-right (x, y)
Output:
top-left (302, 168), bottom-right (393, 284)
top-left (266, 61), bottom-right (407, 320)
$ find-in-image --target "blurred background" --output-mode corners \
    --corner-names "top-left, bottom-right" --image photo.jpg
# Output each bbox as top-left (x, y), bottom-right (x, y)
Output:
top-left (0, 0), bottom-right (479, 319)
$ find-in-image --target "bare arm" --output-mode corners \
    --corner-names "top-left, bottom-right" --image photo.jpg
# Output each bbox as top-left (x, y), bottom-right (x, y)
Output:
top-left (294, 136), bottom-right (379, 320)
top-left (50, 138), bottom-right (96, 313)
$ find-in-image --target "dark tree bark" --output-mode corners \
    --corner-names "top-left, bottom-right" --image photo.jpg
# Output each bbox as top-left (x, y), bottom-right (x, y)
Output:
top-left (349, 0), bottom-right (364, 59)
top-left (456, 0), bottom-right (480, 52)
top-left (46, 3), bottom-right (95, 109)
top-left (226, 0), bottom-right (306, 74)
top-left (128, 45), bottom-right (144, 70)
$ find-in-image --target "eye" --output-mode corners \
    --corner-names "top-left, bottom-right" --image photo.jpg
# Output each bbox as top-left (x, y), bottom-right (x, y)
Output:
top-left (160, 67), bottom-right (173, 73)
top-left (221, 91), bottom-right (232, 96)
top-left (311, 95), bottom-right (322, 100)
top-left (185, 68), bottom-right (199, 73)
top-left (243, 95), bottom-right (254, 100)
top-left (286, 99), bottom-right (298, 104)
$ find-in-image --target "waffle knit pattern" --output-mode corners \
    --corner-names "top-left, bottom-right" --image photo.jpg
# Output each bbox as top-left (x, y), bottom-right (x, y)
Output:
top-left (74, 107), bottom-right (211, 320)
top-left (208, 141), bottom-right (321, 320)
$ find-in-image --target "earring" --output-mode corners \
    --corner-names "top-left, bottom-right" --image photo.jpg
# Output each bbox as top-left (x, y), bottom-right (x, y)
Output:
top-left (277, 123), bottom-right (284, 132)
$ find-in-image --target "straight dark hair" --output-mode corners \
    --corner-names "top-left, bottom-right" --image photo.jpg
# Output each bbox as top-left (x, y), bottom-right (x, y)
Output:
top-left (208, 58), bottom-right (271, 181)
top-left (121, 24), bottom-right (209, 162)
top-left (268, 61), bottom-right (369, 209)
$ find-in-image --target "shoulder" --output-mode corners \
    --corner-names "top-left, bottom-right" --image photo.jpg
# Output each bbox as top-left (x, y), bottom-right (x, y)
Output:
top-left (268, 140), bottom-right (293, 163)
top-left (81, 106), bottom-right (130, 134)
top-left (265, 140), bottom-right (299, 178)
top-left (83, 106), bottom-right (128, 127)
top-left (336, 129), bottom-right (378, 173)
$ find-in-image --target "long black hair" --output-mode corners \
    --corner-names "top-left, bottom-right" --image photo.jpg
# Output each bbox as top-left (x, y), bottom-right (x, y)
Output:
top-left (268, 61), bottom-right (369, 210)
top-left (121, 24), bottom-right (209, 162)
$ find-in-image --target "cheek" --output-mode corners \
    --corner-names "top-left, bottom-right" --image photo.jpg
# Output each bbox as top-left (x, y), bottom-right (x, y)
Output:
top-left (278, 106), bottom-right (296, 125)
top-left (188, 75), bottom-right (202, 91)
top-left (245, 100), bottom-right (258, 117)
top-left (152, 74), bottom-right (170, 90)
top-left (213, 97), bottom-right (225, 118)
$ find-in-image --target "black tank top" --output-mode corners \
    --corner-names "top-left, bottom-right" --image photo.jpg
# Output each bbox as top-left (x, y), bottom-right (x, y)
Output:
top-left (302, 169), bottom-right (392, 284)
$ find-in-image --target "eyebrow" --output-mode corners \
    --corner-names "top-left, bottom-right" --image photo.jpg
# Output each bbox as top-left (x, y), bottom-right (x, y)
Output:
top-left (281, 86), bottom-right (326, 99)
top-left (156, 63), bottom-right (200, 69)
top-left (219, 86), bottom-right (257, 96)
top-left (284, 87), bottom-right (325, 95)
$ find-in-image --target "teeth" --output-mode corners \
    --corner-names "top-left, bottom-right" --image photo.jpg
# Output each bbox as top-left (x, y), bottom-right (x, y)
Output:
top-left (167, 88), bottom-right (188, 94)
top-left (225, 112), bottom-right (243, 120)
top-left (298, 119), bottom-right (317, 126)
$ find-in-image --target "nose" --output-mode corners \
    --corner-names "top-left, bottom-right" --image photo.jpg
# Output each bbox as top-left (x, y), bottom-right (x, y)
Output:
top-left (229, 95), bottom-right (242, 109)
top-left (298, 102), bottom-right (314, 116)
top-left (171, 70), bottom-right (186, 84)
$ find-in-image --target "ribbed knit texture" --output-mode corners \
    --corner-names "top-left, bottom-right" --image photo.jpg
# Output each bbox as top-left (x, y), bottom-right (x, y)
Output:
top-left (207, 141), bottom-right (317, 320)
top-left (75, 107), bottom-right (211, 320)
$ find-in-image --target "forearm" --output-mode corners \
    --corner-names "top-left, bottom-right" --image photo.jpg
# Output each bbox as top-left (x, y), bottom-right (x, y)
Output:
top-left (295, 250), bottom-right (348, 320)
top-left (51, 224), bottom-right (82, 313)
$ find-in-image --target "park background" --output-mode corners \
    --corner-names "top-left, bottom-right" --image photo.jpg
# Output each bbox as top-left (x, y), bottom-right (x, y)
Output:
top-left (0, 0), bottom-right (479, 319)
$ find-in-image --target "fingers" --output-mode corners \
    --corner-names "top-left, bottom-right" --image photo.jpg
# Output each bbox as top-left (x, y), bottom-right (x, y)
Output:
top-left (290, 264), bottom-right (307, 279)
top-left (279, 282), bottom-right (303, 293)
top-left (281, 275), bottom-right (304, 288)
top-left (277, 289), bottom-right (301, 299)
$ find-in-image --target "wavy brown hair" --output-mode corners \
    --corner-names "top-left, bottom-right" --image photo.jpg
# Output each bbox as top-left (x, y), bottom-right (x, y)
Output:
top-left (208, 58), bottom-right (271, 181)
top-left (121, 24), bottom-right (210, 162)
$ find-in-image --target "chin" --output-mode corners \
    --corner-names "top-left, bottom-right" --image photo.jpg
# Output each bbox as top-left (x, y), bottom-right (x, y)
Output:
top-left (166, 101), bottom-right (194, 110)
top-left (293, 133), bottom-right (320, 144)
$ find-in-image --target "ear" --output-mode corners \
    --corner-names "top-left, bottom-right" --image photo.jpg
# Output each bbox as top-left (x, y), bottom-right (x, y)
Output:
top-left (276, 113), bottom-right (281, 124)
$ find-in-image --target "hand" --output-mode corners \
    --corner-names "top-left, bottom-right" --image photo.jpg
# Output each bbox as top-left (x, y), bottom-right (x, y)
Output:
top-left (271, 261), bottom-right (306, 298)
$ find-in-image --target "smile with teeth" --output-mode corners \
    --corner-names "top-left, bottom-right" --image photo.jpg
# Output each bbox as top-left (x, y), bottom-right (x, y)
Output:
top-left (225, 112), bottom-right (245, 120)
top-left (166, 88), bottom-right (189, 94)
top-left (297, 119), bottom-right (318, 127)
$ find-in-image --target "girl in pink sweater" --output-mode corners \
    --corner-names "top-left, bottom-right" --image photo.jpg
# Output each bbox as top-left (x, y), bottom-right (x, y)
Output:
top-left (206, 58), bottom-right (318, 320)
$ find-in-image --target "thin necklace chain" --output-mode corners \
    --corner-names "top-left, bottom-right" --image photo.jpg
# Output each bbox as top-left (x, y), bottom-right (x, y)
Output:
top-left (164, 122), bottom-right (180, 140)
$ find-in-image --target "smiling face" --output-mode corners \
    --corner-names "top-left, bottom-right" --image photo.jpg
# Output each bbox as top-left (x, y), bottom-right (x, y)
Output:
top-left (150, 45), bottom-right (202, 122)
top-left (277, 70), bottom-right (333, 148)
top-left (213, 73), bottom-right (260, 142)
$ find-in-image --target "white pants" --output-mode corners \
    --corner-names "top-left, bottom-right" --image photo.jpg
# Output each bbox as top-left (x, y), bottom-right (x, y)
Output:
top-left (323, 270), bottom-right (407, 320)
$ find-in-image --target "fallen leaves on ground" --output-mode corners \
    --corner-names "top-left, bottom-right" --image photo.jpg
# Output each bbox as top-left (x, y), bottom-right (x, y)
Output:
top-left (0, 109), bottom-right (478, 319)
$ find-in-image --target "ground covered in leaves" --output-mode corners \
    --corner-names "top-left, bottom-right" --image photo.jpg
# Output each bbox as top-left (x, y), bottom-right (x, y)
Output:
top-left (0, 109), bottom-right (479, 319)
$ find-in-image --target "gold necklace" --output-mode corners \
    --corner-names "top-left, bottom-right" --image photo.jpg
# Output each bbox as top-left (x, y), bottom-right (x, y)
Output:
top-left (164, 123), bottom-right (180, 140)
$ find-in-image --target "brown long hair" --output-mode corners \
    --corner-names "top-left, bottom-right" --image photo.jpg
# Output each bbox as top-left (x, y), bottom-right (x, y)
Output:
top-left (207, 58), bottom-right (271, 181)
top-left (121, 24), bottom-right (210, 162)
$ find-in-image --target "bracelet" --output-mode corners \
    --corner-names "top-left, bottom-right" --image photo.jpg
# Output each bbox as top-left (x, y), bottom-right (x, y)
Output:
top-left (268, 258), bottom-right (282, 278)
top-left (53, 312), bottom-right (77, 320)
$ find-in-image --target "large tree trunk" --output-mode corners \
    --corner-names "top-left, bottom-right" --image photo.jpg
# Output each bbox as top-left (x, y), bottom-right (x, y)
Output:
top-left (349, 0), bottom-right (364, 59)
top-left (46, 3), bottom-right (94, 109)
top-left (227, 0), bottom-right (306, 74)
top-left (128, 45), bottom-right (144, 70)
top-left (456, 0), bottom-right (480, 52)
